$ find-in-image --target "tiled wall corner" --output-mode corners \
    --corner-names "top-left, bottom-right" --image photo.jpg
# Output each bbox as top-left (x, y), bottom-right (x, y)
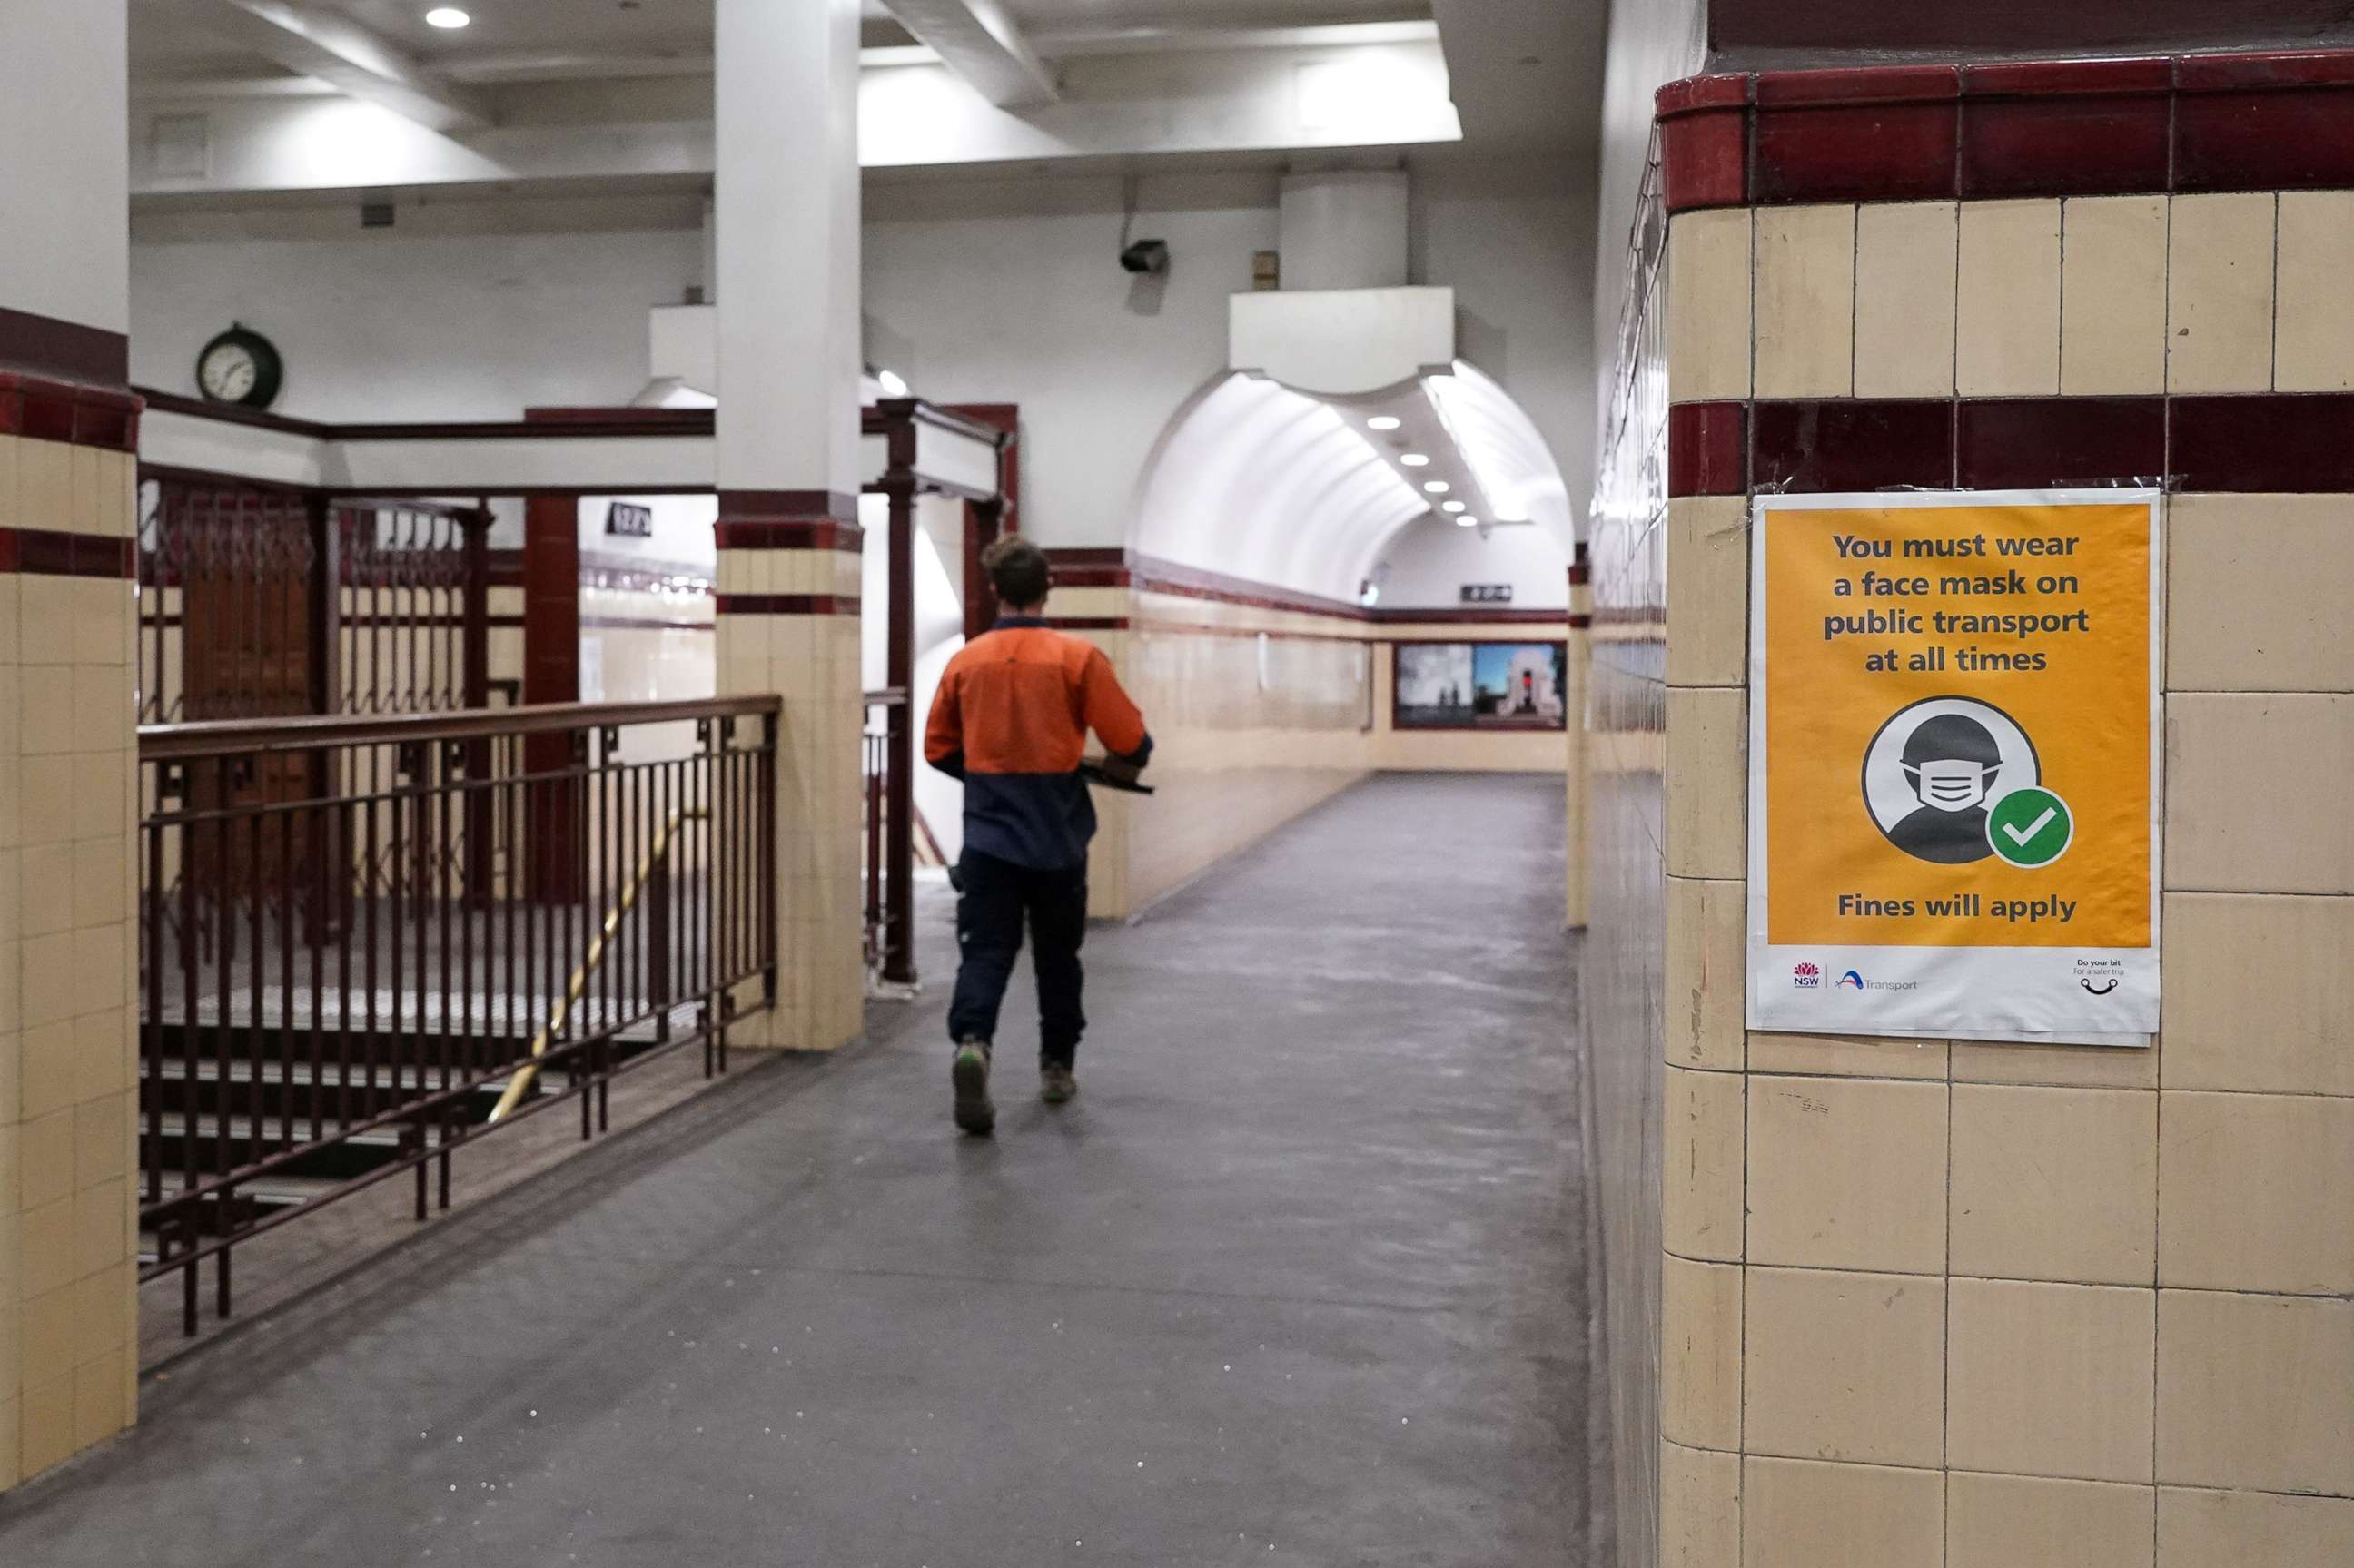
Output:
top-left (1661, 1064), bottom-right (1744, 1261)
top-left (1664, 498), bottom-right (1747, 689)
top-left (1663, 687), bottom-right (1743, 881)
top-left (1667, 209), bottom-right (1753, 403)
top-left (3, 434), bottom-right (137, 1489)
top-left (1658, 1441), bottom-right (1740, 1568)
top-left (1855, 202), bottom-right (1958, 399)
top-left (1956, 198), bottom-right (2062, 396)
top-left (1662, 875), bottom-right (1744, 1071)
top-left (1753, 205), bottom-right (1855, 399)
top-left (2166, 192), bottom-right (2277, 394)
top-left (1660, 1255), bottom-right (1742, 1451)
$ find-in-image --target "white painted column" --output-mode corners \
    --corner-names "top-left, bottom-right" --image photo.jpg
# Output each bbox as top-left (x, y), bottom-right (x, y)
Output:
top-left (711, 0), bottom-right (869, 1050)
top-left (0, 0), bottom-right (140, 1492)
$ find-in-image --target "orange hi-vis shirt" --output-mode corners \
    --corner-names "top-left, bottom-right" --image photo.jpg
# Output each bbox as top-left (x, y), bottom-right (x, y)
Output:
top-left (925, 617), bottom-right (1152, 869)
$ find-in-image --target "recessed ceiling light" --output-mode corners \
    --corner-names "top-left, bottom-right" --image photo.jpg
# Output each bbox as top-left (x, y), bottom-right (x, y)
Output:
top-left (1366, 415), bottom-right (1401, 431)
top-left (1453, 515), bottom-right (1479, 528)
top-left (425, 7), bottom-right (470, 29)
top-left (1423, 479), bottom-right (1449, 494)
top-left (1399, 452), bottom-right (1429, 467)
top-left (1441, 500), bottom-right (1466, 513)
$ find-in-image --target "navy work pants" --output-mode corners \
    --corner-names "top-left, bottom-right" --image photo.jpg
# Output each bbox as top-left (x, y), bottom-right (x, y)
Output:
top-left (946, 849), bottom-right (1088, 1068)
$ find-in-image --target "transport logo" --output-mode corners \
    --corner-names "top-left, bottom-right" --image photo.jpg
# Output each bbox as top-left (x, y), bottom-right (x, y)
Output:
top-left (1837, 970), bottom-right (1865, 990)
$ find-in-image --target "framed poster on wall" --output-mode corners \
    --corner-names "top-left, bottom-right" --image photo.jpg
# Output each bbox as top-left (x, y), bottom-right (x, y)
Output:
top-left (1393, 641), bottom-right (1568, 729)
top-left (1745, 488), bottom-right (2162, 1046)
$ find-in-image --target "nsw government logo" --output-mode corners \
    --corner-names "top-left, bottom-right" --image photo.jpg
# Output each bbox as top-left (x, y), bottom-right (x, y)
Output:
top-left (1792, 962), bottom-right (1822, 989)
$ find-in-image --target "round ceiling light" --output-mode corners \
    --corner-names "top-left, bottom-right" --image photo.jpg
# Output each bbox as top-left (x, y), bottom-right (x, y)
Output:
top-left (1398, 452), bottom-right (1430, 467)
top-left (425, 7), bottom-right (471, 29)
top-left (1366, 415), bottom-right (1401, 431)
top-left (1422, 479), bottom-right (1449, 494)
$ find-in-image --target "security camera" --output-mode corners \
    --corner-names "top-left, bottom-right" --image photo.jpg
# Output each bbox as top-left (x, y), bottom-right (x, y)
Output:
top-left (1120, 239), bottom-right (1170, 275)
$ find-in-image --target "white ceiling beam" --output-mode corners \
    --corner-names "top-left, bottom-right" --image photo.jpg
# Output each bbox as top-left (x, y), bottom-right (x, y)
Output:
top-left (202, 0), bottom-right (493, 133)
top-left (878, 0), bottom-right (1059, 108)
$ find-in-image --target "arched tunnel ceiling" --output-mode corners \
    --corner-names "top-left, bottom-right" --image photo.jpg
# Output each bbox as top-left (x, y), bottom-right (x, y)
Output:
top-left (1130, 361), bottom-right (1572, 605)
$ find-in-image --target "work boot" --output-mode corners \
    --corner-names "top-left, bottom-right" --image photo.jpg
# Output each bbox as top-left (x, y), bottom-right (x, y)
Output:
top-left (951, 1039), bottom-right (994, 1135)
top-left (1040, 1064), bottom-right (1077, 1105)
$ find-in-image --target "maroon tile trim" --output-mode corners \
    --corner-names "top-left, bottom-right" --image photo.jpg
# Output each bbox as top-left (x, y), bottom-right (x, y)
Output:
top-left (2175, 76), bottom-right (2354, 192)
top-left (1662, 105), bottom-right (1750, 212)
top-left (1045, 566), bottom-right (1132, 587)
top-left (1750, 400), bottom-right (1955, 493)
top-left (713, 593), bottom-right (861, 616)
top-left (1754, 64), bottom-right (1960, 107)
top-left (1754, 95), bottom-right (1959, 204)
top-left (0, 372), bottom-right (143, 453)
top-left (1659, 46), bottom-right (2354, 210)
top-left (0, 528), bottom-right (135, 579)
top-left (1668, 401), bottom-right (1749, 498)
top-left (2175, 50), bottom-right (2354, 90)
top-left (1955, 398), bottom-right (2168, 489)
top-left (1568, 613), bottom-right (1594, 629)
top-left (1037, 616), bottom-right (1132, 631)
top-left (1656, 74), bottom-right (1750, 116)
top-left (2170, 394), bottom-right (2354, 491)
top-left (0, 307), bottom-right (128, 388)
top-left (715, 518), bottom-right (865, 552)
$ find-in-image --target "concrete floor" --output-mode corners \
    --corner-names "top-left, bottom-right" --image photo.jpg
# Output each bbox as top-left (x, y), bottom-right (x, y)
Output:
top-left (2, 774), bottom-right (1598, 1567)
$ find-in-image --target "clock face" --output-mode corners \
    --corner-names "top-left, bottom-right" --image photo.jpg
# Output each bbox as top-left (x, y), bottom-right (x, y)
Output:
top-left (199, 340), bottom-right (259, 402)
top-left (195, 326), bottom-right (282, 409)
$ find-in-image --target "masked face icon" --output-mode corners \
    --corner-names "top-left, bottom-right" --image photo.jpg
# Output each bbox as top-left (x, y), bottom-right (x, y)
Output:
top-left (1905, 757), bottom-right (1993, 812)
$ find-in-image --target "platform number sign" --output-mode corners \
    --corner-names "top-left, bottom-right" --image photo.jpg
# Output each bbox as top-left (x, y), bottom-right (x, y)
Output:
top-left (606, 502), bottom-right (654, 538)
top-left (1460, 584), bottom-right (1513, 605)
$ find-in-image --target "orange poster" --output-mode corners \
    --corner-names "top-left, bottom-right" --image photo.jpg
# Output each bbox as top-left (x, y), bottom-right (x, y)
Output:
top-left (1746, 491), bottom-right (2161, 1044)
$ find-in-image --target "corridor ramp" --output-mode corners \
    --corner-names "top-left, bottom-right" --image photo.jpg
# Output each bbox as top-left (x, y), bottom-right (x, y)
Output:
top-left (0, 774), bottom-right (1596, 1565)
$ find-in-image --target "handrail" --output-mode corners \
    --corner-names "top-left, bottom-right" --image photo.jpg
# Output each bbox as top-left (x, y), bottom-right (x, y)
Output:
top-left (139, 695), bottom-right (782, 761)
top-left (488, 805), bottom-right (707, 1124)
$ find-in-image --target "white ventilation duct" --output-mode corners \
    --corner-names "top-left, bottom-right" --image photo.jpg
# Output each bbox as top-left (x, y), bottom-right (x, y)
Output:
top-left (1277, 170), bottom-right (1409, 291)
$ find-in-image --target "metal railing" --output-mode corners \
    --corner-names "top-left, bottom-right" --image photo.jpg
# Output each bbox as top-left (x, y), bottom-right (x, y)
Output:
top-left (137, 695), bottom-right (778, 1333)
top-left (862, 689), bottom-right (903, 977)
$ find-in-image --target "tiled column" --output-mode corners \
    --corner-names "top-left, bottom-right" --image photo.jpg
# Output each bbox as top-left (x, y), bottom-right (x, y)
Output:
top-left (710, 0), bottom-right (865, 1050)
top-left (0, 0), bottom-right (136, 1492)
top-left (1653, 55), bottom-right (2354, 1568)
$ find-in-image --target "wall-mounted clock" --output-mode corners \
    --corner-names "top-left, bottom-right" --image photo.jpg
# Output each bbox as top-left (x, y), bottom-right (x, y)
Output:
top-left (195, 323), bottom-right (283, 409)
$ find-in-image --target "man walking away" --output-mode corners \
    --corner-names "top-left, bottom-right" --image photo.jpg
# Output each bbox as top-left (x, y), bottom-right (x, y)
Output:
top-left (924, 537), bottom-right (1152, 1135)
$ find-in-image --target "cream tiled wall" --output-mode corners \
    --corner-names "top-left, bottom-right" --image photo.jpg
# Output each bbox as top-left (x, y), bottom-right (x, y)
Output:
top-left (715, 544), bottom-right (863, 1051)
top-left (1086, 587), bottom-right (1583, 919)
top-left (0, 433), bottom-right (141, 1490)
top-left (1659, 195), bottom-right (2354, 1566)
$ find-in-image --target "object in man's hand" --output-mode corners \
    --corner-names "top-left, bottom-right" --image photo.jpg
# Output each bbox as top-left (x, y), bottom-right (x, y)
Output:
top-left (1081, 756), bottom-right (1153, 794)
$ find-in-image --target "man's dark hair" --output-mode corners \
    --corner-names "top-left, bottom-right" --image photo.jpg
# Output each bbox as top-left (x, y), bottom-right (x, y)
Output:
top-left (984, 537), bottom-right (1051, 609)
